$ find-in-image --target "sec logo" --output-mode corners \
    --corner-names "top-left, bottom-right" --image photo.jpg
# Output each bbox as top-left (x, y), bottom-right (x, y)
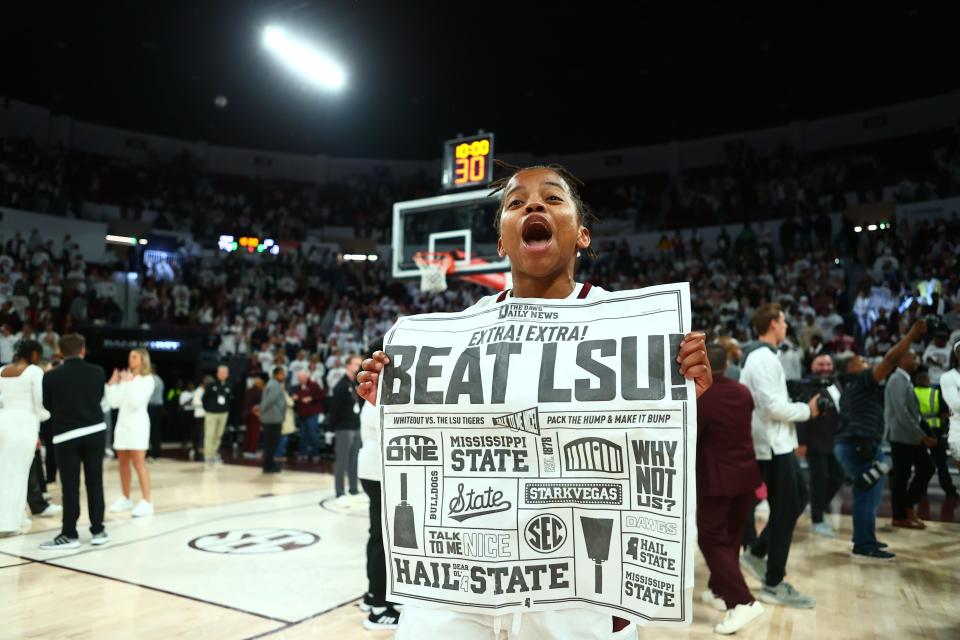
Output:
top-left (524, 514), bottom-right (566, 553)
top-left (188, 528), bottom-right (320, 554)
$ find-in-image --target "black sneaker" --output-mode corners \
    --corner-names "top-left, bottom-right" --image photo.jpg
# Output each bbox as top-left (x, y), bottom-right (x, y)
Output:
top-left (877, 541), bottom-right (889, 549)
top-left (364, 606), bottom-right (400, 630)
top-left (358, 592), bottom-right (375, 613)
top-left (39, 534), bottom-right (80, 551)
top-left (852, 547), bottom-right (895, 561)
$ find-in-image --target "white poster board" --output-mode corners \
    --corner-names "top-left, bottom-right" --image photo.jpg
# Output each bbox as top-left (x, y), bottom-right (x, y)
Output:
top-left (379, 283), bottom-right (695, 625)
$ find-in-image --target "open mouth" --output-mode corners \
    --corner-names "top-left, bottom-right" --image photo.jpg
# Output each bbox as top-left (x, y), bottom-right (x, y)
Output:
top-left (521, 215), bottom-right (554, 251)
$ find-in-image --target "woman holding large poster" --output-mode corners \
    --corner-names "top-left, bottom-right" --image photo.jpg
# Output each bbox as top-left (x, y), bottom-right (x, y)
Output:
top-left (359, 165), bottom-right (712, 640)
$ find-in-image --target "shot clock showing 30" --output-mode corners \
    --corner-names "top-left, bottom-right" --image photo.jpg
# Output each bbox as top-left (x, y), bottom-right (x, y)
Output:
top-left (442, 133), bottom-right (494, 190)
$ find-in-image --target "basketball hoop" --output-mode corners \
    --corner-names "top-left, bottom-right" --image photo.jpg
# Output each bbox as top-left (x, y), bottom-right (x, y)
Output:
top-left (413, 252), bottom-right (454, 293)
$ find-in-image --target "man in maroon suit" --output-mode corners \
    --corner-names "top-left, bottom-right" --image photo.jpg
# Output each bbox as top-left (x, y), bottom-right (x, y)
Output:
top-left (293, 371), bottom-right (325, 462)
top-left (697, 345), bottom-right (765, 634)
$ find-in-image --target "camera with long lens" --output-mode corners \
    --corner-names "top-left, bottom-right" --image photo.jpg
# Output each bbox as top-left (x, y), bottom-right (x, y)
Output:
top-left (855, 459), bottom-right (890, 490)
top-left (787, 376), bottom-right (838, 415)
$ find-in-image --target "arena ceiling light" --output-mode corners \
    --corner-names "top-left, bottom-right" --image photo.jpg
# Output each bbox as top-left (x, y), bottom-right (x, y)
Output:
top-left (262, 25), bottom-right (346, 91)
top-left (106, 234), bottom-right (138, 246)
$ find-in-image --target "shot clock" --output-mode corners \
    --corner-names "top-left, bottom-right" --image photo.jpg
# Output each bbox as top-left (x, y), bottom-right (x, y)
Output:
top-left (442, 133), bottom-right (494, 190)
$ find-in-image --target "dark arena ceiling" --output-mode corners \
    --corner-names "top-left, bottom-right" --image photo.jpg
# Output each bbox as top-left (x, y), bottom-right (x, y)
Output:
top-left (2, 1), bottom-right (957, 159)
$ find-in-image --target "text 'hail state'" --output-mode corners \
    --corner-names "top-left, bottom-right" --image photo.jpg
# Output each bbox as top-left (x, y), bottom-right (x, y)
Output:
top-left (381, 334), bottom-right (685, 405)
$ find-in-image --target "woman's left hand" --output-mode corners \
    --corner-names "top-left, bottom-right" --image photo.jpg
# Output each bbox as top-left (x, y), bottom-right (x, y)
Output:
top-left (677, 332), bottom-right (712, 399)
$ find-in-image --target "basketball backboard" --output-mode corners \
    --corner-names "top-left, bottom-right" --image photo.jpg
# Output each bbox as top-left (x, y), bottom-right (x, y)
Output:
top-left (391, 189), bottom-right (510, 279)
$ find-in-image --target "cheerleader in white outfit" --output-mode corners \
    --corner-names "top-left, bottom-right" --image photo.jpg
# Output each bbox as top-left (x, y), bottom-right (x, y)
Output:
top-left (106, 348), bottom-right (156, 517)
top-left (0, 340), bottom-right (49, 534)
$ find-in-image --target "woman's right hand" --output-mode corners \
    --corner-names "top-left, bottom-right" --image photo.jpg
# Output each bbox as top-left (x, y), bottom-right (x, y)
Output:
top-left (357, 351), bottom-right (391, 405)
top-left (108, 369), bottom-right (121, 385)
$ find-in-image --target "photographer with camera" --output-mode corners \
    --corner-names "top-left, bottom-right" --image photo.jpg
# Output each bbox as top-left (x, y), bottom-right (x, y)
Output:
top-left (739, 303), bottom-right (820, 609)
top-left (886, 349), bottom-right (934, 529)
top-left (834, 319), bottom-right (927, 560)
top-left (798, 354), bottom-right (845, 538)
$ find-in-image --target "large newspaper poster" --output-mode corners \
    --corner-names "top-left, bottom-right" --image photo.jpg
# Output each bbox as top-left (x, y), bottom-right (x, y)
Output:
top-left (378, 283), bottom-right (695, 625)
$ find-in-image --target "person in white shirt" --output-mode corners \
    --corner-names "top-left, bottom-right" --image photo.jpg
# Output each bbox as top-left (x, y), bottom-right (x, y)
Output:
top-left (355, 166), bottom-right (713, 639)
top-left (940, 340), bottom-right (960, 468)
top-left (778, 337), bottom-right (803, 382)
top-left (817, 305), bottom-right (844, 338)
top-left (288, 350), bottom-right (310, 378)
top-left (105, 349), bottom-right (156, 518)
top-left (0, 324), bottom-right (16, 364)
top-left (922, 330), bottom-right (953, 385)
top-left (257, 346), bottom-right (275, 373)
top-left (326, 359), bottom-right (346, 392)
top-left (190, 377), bottom-right (209, 460)
top-left (739, 303), bottom-right (820, 610)
top-left (307, 357), bottom-right (326, 387)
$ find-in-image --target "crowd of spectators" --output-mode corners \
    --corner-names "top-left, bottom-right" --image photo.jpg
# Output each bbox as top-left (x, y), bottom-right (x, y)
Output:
top-left (0, 229), bottom-right (124, 364)
top-left (0, 137), bottom-right (434, 244)
top-left (585, 128), bottom-right (960, 232)
top-left (123, 205), bottom-right (958, 395)
top-left (581, 210), bottom-right (960, 380)
top-left (3, 127), bottom-right (960, 390)
top-left (4, 125), bottom-right (960, 243)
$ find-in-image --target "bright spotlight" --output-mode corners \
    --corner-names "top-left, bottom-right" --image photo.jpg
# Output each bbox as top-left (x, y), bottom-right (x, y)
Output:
top-left (262, 25), bottom-right (346, 91)
top-left (854, 226), bottom-right (863, 233)
top-left (867, 224), bottom-right (877, 231)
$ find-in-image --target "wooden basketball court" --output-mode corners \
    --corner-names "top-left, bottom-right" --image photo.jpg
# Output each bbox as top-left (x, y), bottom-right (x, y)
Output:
top-left (2, 459), bottom-right (957, 639)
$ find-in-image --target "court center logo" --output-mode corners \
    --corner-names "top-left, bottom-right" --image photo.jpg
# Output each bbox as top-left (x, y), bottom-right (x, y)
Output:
top-left (188, 528), bottom-right (320, 554)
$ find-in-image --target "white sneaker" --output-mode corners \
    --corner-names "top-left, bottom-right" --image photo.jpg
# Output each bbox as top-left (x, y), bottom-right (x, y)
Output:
top-left (90, 530), bottom-right (111, 546)
top-left (131, 500), bottom-right (155, 517)
top-left (349, 492), bottom-right (369, 503)
top-left (334, 495), bottom-right (353, 507)
top-left (38, 504), bottom-right (63, 517)
top-left (108, 496), bottom-right (134, 512)
top-left (701, 589), bottom-right (728, 611)
top-left (811, 521), bottom-right (836, 538)
top-left (715, 602), bottom-right (765, 635)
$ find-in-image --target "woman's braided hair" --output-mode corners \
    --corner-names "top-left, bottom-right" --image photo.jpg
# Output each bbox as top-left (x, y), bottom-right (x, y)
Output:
top-left (487, 160), bottom-right (600, 259)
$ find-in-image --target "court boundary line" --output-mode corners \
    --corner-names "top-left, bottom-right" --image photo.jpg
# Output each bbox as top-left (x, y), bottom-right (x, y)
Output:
top-left (0, 549), bottom-right (292, 624)
top-left (240, 595), bottom-right (366, 639)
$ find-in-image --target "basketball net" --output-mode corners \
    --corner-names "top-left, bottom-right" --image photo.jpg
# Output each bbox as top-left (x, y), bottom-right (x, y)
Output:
top-left (413, 252), bottom-right (454, 293)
